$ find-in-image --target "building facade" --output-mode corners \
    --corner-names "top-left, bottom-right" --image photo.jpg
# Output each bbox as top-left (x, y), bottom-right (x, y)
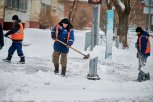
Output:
top-left (0, 0), bottom-right (64, 30)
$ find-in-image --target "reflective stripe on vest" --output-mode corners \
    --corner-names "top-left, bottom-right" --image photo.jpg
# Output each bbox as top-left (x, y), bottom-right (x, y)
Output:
top-left (145, 37), bottom-right (151, 53)
top-left (55, 24), bottom-right (71, 43)
top-left (11, 23), bottom-right (24, 40)
top-left (139, 35), bottom-right (151, 54)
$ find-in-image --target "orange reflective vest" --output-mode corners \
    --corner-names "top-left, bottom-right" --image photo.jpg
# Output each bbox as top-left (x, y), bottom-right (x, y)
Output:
top-left (55, 24), bottom-right (71, 43)
top-left (139, 35), bottom-right (151, 54)
top-left (11, 23), bottom-right (24, 40)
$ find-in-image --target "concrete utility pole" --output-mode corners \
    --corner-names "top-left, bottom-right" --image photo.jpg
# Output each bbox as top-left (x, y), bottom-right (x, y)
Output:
top-left (87, 4), bottom-right (101, 80)
top-left (105, 10), bottom-right (114, 59)
top-left (91, 5), bottom-right (101, 50)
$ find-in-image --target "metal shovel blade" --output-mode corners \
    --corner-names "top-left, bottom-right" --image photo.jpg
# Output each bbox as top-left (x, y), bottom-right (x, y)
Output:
top-left (83, 54), bottom-right (90, 59)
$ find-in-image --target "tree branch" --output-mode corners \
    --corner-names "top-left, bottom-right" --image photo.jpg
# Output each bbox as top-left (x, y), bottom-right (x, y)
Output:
top-left (69, 0), bottom-right (78, 23)
top-left (124, 0), bottom-right (131, 14)
top-left (114, 0), bottom-right (123, 16)
top-left (106, 0), bottom-right (114, 10)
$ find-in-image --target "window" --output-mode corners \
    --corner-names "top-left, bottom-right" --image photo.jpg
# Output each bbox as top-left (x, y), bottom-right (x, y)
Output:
top-left (46, 5), bottom-right (50, 14)
top-left (6, 0), bottom-right (12, 8)
top-left (12, 0), bottom-right (19, 9)
top-left (6, 0), bottom-right (27, 11)
top-left (41, 3), bottom-right (50, 14)
top-left (41, 3), bottom-right (46, 14)
top-left (19, 0), bottom-right (28, 11)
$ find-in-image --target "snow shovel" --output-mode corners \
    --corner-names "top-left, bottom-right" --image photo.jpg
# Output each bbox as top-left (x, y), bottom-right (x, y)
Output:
top-left (56, 39), bottom-right (90, 59)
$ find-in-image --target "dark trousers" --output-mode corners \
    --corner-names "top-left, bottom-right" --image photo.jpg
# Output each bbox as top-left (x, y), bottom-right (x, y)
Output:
top-left (8, 42), bottom-right (24, 57)
top-left (137, 52), bottom-right (147, 70)
top-left (52, 51), bottom-right (67, 67)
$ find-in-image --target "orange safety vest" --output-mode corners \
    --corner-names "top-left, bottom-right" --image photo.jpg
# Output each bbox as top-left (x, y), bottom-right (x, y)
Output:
top-left (11, 23), bottom-right (24, 40)
top-left (55, 24), bottom-right (71, 43)
top-left (139, 35), bottom-right (151, 54)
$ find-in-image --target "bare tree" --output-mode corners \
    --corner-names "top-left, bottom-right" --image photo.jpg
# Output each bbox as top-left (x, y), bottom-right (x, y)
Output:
top-left (114, 0), bottom-right (131, 48)
top-left (106, 0), bottom-right (114, 10)
top-left (128, 0), bottom-right (138, 27)
top-left (106, 0), bottom-right (131, 48)
top-left (58, 0), bottom-right (78, 24)
top-left (68, 0), bottom-right (78, 24)
top-left (73, 8), bottom-right (90, 29)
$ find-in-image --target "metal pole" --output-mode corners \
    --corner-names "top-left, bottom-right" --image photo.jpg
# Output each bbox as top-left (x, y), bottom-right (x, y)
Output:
top-left (87, 4), bottom-right (101, 80)
top-left (91, 4), bottom-right (100, 50)
top-left (91, 5), bottom-right (96, 51)
top-left (105, 10), bottom-right (114, 59)
top-left (94, 5), bottom-right (97, 47)
top-left (97, 4), bottom-right (101, 45)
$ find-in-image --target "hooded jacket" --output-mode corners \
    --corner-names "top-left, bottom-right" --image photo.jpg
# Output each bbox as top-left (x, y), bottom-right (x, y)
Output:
top-left (136, 30), bottom-right (150, 57)
top-left (51, 18), bottom-right (74, 53)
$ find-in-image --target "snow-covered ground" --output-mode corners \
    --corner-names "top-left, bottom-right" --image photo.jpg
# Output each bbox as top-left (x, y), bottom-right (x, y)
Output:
top-left (0, 28), bottom-right (153, 102)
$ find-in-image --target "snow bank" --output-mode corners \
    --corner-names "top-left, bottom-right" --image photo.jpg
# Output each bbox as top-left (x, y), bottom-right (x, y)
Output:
top-left (0, 28), bottom-right (153, 102)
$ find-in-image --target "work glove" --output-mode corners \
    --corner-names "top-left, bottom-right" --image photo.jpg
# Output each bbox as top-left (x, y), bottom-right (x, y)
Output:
top-left (67, 40), bottom-right (73, 46)
top-left (65, 41), bottom-right (72, 48)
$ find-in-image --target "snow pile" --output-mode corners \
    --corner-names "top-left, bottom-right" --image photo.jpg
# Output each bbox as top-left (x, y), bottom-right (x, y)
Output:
top-left (0, 28), bottom-right (153, 102)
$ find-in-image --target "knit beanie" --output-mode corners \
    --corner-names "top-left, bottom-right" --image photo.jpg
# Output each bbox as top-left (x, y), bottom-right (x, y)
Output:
top-left (61, 18), bottom-right (70, 24)
top-left (136, 27), bottom-right (142, 32)
top-left (12, 15), bottom-right (19, 20)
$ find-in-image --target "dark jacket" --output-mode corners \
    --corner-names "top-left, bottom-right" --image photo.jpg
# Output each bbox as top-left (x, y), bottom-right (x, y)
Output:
top-left (51, 21), bottom-right (74, 53)
top-left (136, 30), bottom-right (150, 57)
top-left (0, 23), bottom-right (4, 49)
top-left (4, 19), bottom-right (23, 42)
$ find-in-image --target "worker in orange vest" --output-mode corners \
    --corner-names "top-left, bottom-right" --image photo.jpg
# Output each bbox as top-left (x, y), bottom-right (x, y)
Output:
top-left (135, 27), bottom-right (151, 82)
top-left (3, 15), bottom-right (25, 64)
top-left (51, 18), bottom-right (74, 76)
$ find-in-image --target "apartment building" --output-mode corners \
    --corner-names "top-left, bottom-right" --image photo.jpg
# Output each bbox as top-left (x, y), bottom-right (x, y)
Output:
top-left (0, 0), bottom-right (64, 30)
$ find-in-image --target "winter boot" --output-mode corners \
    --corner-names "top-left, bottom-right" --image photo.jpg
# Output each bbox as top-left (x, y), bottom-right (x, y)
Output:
top-left (137, 70), bottom-right (146, 82)
top-left (145, 72), bottom-right (150, 80)
top-left (61, 66), bottom-right (66, 76)
top-left (19, 56), bottom-right (25, 64)
top-left (54, 65), bottom-right (59, 74)
top-left (3, 55), bottom-right (12, 63)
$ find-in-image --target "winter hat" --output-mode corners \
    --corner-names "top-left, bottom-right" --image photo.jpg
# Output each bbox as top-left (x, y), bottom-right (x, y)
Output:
top-left (61, 18), bottom-right (70, 24)
top-left (58, 18), bottom-right (73, 31)
top-left (12, 15), bottom-right (19, 20)
top-left (136, 27), bottom-right (142, 32)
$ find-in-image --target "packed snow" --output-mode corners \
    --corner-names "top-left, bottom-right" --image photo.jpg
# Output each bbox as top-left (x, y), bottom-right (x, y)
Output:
top-left (0, 28), bottom-right (153, 102)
